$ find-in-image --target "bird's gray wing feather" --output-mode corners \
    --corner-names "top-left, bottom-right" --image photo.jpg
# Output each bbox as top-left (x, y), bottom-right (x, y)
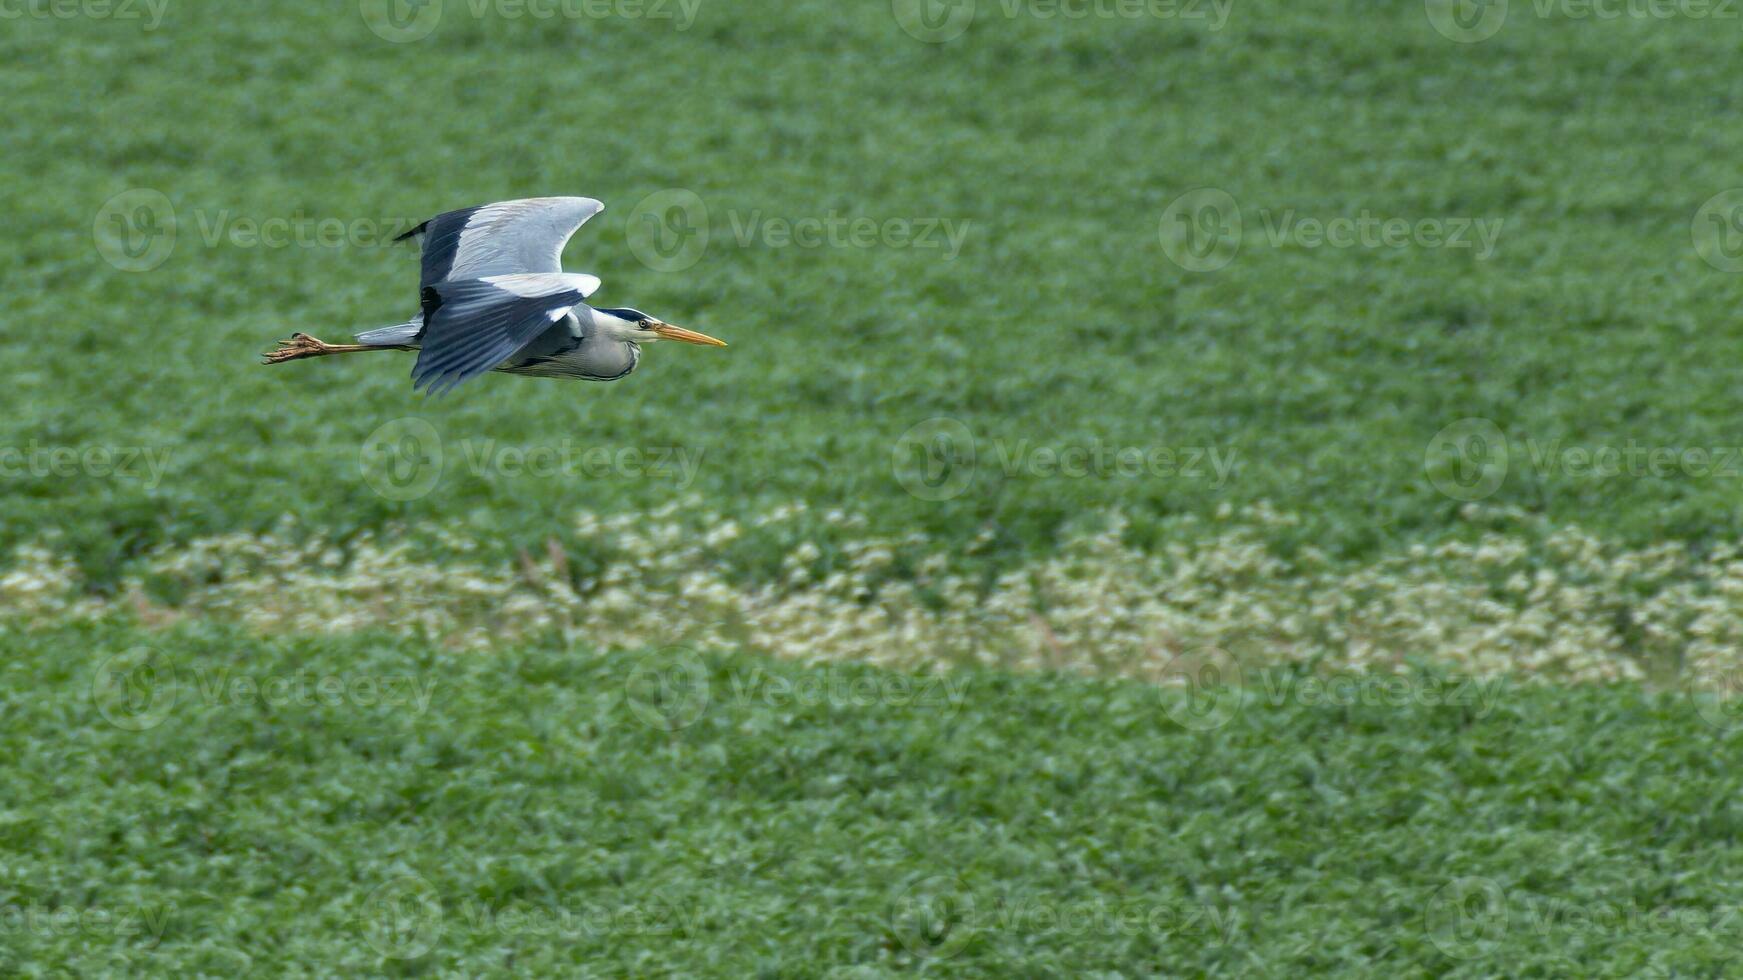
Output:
top-left (398, 197), bottom-right (606, 291)
top-left (412, 273), bottom-right (601, 394)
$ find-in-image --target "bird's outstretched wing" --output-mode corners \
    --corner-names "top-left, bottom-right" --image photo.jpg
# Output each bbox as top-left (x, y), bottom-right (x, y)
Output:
top-left (396, 197), bottom-right (606, 291)
top-left (412, 273), bottom-right (602, 394)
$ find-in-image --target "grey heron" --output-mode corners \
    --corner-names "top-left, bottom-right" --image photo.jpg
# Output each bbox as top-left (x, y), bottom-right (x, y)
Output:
top-left (263, 196), bottom-right (726, 394)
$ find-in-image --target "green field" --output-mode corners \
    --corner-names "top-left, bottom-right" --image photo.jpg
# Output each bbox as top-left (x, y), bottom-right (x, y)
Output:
top-left (6, 0), bottom-right (1743, 973)
top-left (12, 623), bottom-right (1743, 975)
top-left (6, 0), bottom-right (1743, 574)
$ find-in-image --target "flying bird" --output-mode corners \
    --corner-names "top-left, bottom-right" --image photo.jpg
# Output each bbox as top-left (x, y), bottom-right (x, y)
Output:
top-left (263, 196), bottom-right (726, 394)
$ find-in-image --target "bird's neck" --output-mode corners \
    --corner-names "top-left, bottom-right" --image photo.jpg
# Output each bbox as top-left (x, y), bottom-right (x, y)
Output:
top-left (571, 309), bottom-right (640, 379)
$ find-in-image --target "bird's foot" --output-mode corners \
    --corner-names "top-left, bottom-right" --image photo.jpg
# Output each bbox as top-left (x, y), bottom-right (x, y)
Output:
top-left (263, 333), bottom-right (336, 364)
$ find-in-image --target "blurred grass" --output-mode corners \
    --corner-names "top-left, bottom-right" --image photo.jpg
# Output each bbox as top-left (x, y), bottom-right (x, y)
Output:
top-left (4, 2), bottom-right (1742, 582)
top-left (5, 621), bottom-right (1742, 974)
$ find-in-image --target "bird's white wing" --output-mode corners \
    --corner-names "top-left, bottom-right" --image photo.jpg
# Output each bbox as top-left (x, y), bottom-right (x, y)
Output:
top-left (397, 197), bottom-right (606, 291)
top-left (412, 272), bottom-right (601, 395)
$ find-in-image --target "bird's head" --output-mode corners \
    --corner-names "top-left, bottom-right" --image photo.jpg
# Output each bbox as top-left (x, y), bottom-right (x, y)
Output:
top-left (594, 307), bottom-right (727, 348)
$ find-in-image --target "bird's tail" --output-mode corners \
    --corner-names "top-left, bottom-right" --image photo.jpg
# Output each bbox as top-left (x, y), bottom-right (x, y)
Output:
top-left (355, 315), bottom-right (422, 347)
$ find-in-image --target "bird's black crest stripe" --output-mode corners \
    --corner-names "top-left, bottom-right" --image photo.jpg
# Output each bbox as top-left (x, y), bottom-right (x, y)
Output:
top-left (392, 219), bottom-right (429, 243)
top-left (595, 307), bottom-right (649, 323)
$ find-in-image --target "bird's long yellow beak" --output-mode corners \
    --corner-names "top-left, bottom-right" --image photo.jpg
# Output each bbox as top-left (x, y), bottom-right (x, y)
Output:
top-left (652, 322), bottom-right (728, 347)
